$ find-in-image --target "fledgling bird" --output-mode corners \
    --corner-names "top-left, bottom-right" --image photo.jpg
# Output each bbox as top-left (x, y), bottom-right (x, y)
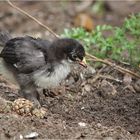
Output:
top-left (0, 32), bottom-right (86, 107)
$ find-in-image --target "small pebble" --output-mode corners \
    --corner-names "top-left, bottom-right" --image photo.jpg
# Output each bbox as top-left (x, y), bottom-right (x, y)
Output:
top-left (97, 123), bottom-right (102, 127)
top-left (19, 134), bottom-right (23, 139)
top-left (78, 122), bottom-right (87, 127)
top-left (24, 132), bottom-right (39, 139)
top-left (84, 84), bottom-right (91, 92)
top-left (81, 106), bottom-right (85, 110)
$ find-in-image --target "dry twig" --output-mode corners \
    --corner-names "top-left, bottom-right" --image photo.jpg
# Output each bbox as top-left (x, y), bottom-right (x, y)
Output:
top-left (86, 53), bottom-right (140, 79)
top-left (7, 0), bottom-right (140, 79)
top-left (7, 0), bottom-right (59, 38)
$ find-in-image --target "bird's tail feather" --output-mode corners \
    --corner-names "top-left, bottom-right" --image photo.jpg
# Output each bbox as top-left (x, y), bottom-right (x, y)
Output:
top-left (0, 31), bottom-right (12, 47)
top-left (0, 31), bottom-right (19, 87)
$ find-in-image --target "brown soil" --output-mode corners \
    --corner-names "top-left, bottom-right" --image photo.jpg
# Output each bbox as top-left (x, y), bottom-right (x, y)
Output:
top-left (0, 1), bottom-right (140, 139)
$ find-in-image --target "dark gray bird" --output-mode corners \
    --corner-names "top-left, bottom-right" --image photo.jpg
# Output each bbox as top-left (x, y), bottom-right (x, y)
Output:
top-left (0, 32), bottom-right (86, 107)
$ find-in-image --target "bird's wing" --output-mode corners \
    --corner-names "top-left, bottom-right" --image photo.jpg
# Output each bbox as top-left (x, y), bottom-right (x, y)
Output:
top-left (1, 36), bottom-right (50, 74)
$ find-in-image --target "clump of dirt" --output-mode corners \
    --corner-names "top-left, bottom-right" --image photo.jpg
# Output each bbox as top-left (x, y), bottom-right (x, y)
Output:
top-left (0, 66), bottom-right (140, 139)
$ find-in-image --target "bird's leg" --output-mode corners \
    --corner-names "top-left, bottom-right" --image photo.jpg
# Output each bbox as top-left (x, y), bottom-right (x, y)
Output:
top-left (42, 86), bottom-right (66, 97)
top-left (12, 86), bottom-right (48, 118)
top-left (20, 85), bottom-right (41, 108)
top-left (16, 73), bottom-right (41, 108)
top-left (12, 78), bottom-right (47, 117)
top-left (43, 89), bottom-right (57, 97)
top-left (43, 88), bottom-right (61, 97)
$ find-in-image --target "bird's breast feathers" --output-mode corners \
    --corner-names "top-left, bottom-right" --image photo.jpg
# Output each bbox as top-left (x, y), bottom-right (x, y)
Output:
top-left (33, 60), bottom-right (70, 89)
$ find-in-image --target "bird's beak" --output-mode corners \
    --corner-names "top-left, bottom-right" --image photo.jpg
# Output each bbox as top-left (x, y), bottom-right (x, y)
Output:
top-left (79, 57), bottom-right (87, 68)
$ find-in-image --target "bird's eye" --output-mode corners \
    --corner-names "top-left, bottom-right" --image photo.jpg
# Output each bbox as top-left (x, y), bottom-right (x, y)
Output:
top-left (72, 54), bottom-right (77, 59)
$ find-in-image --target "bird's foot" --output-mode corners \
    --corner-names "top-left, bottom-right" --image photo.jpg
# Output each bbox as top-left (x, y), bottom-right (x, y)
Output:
top-left (43, 87), bottom-right (66, 97)
top-left (43, 89), bottom-right (58, 97)
top-left (12, 98), bottom-right (47, 118)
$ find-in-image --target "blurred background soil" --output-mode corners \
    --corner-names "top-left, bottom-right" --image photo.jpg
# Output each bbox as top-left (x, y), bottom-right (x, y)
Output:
top-left (0, 1), bottom-right (140, 139)
top-left (0, 1), bottom-right (140, 37)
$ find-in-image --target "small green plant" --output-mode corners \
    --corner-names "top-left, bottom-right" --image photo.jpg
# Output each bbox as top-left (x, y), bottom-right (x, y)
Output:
top-left (124, 14), bottom-right (140, 37)
top-left (61, 13), bottom-right (140, 68)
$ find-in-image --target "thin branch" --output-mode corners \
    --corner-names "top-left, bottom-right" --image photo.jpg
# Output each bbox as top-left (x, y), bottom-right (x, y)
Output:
top-left (7, 0), bottom-right (140, 79)
top-left (7, 0), bottom-right (60, 38)
top-left (86, 53), bottom-right (140, 79)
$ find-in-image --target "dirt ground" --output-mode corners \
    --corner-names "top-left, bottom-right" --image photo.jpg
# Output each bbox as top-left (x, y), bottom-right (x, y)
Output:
top-left (0, 1), bottom-right (140, 139)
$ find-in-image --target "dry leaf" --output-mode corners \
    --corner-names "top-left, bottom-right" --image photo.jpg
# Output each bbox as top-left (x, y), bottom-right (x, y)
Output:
top-left (74, 13), bottom-right (94, 31)
top-left (123, 74), bottom-right (132, 85)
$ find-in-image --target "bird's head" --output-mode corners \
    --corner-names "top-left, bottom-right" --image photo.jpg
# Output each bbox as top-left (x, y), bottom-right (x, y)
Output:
top-left (51, 38), bottom-right (87, 67)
